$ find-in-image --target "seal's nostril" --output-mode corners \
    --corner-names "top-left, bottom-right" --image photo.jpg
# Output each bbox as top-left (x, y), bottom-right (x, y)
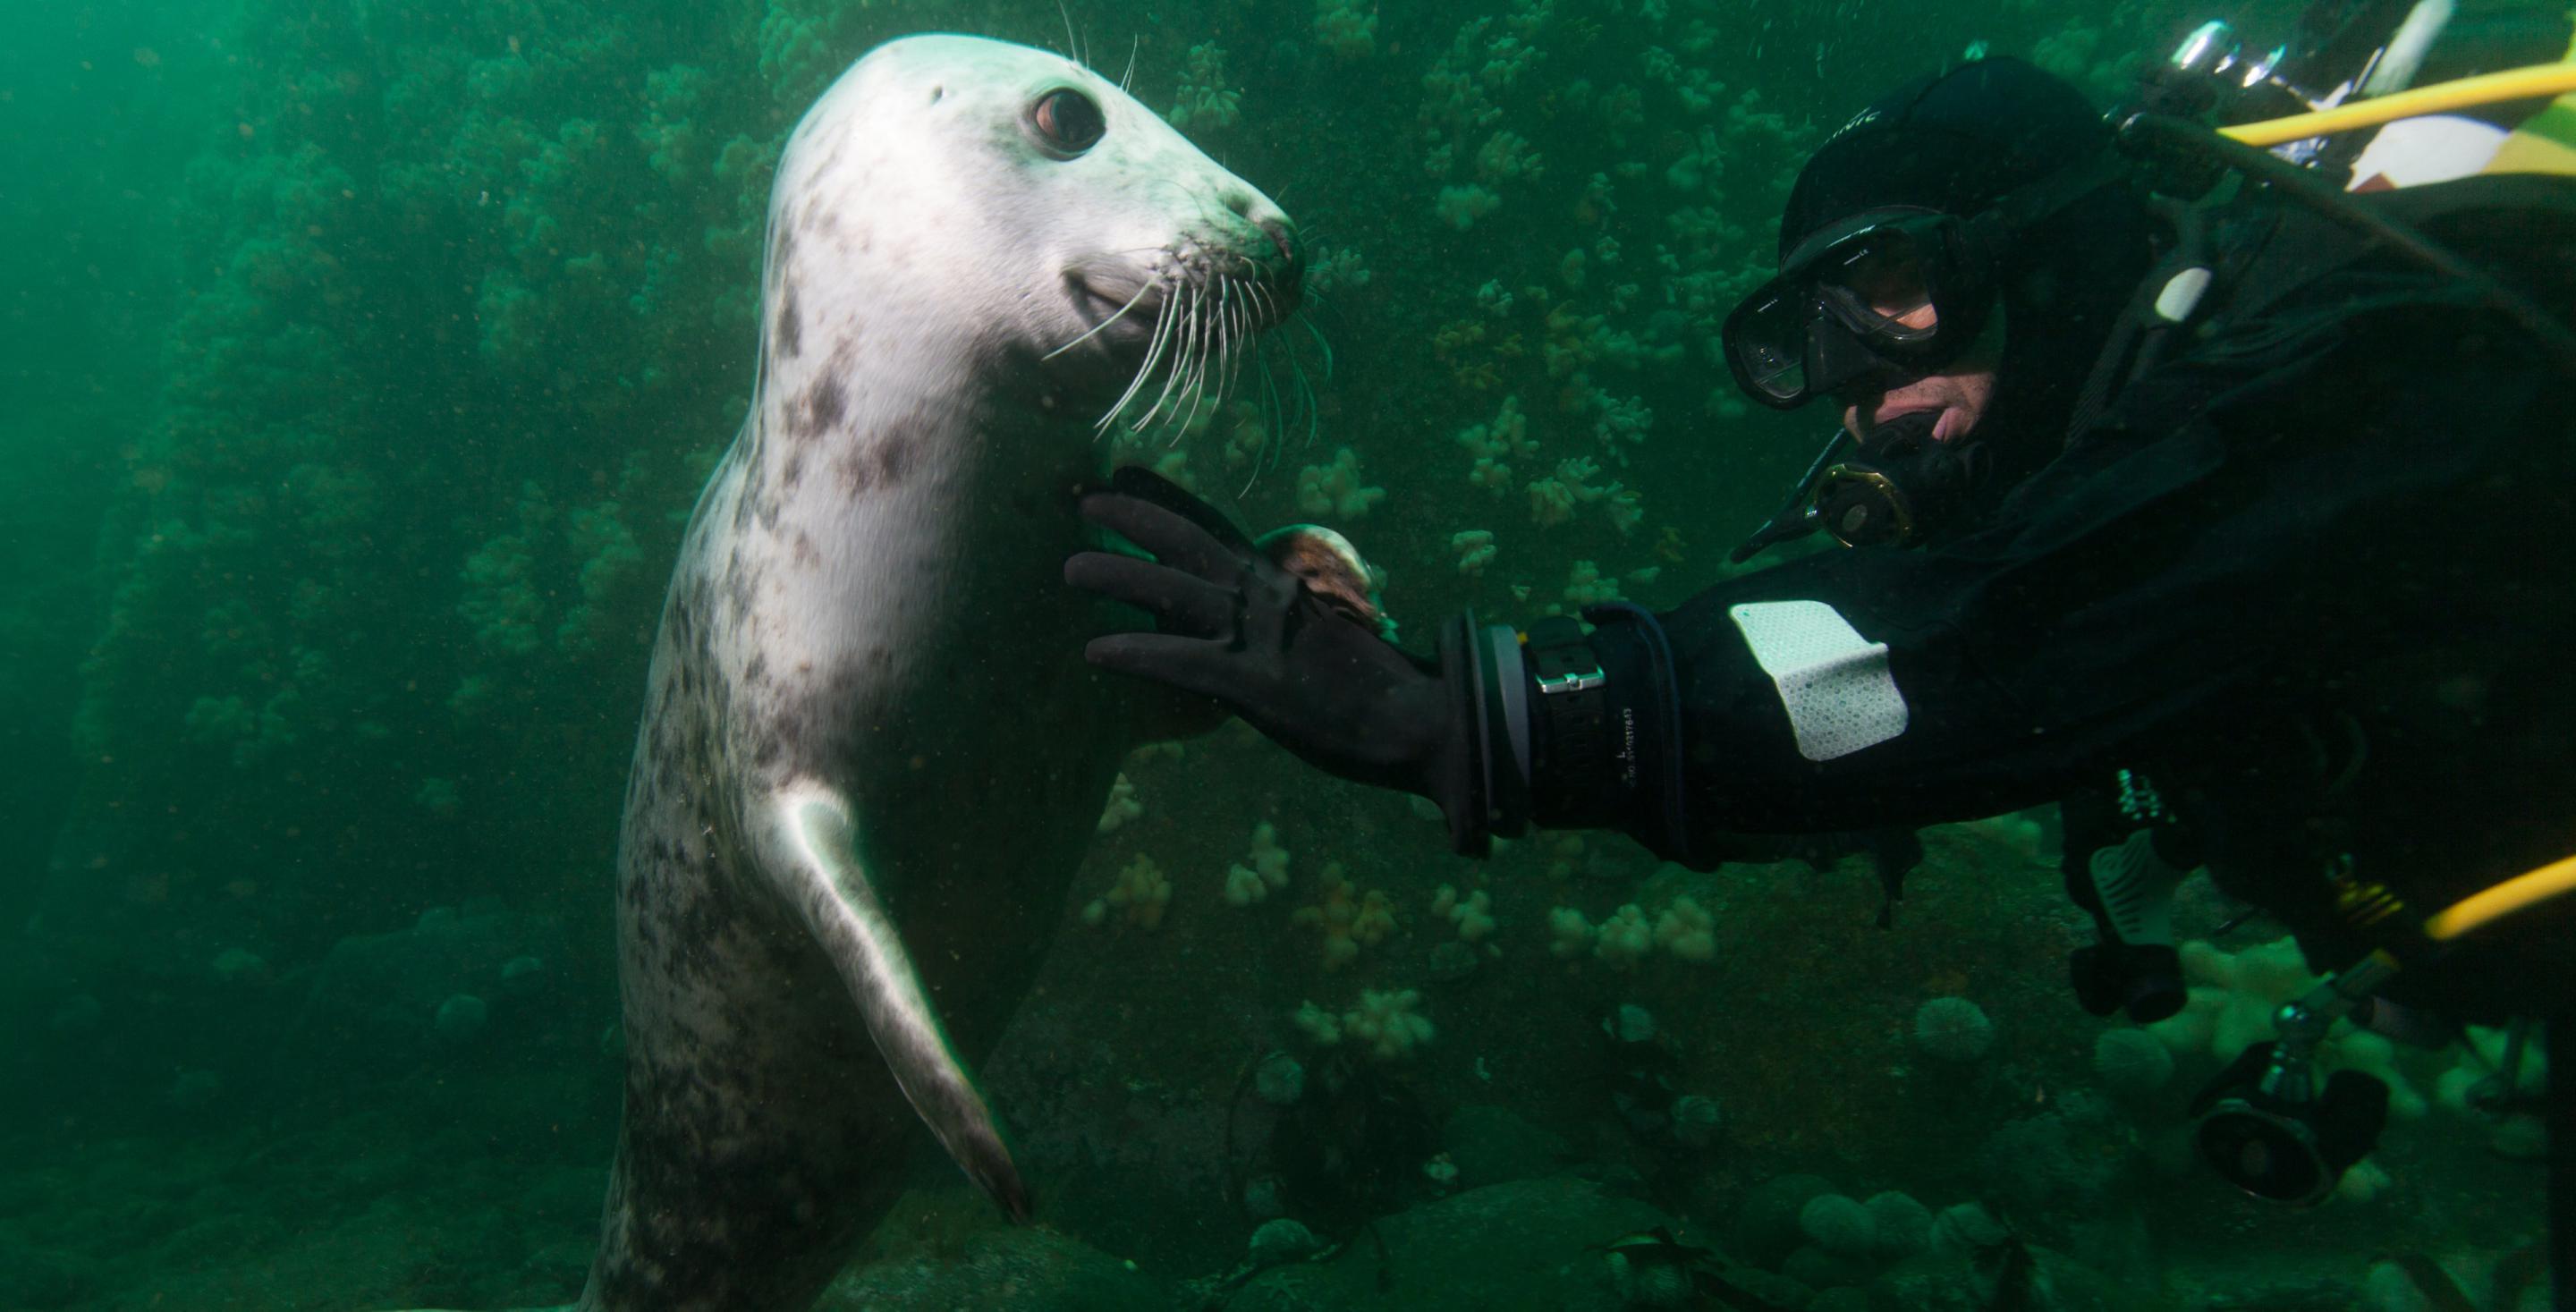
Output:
top-left (1259, 216), bottom-right (1299, 270)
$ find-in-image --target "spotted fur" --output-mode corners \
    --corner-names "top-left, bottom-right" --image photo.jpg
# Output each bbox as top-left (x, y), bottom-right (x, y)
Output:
top-left (568, 35), bottom-right (1297, 1312)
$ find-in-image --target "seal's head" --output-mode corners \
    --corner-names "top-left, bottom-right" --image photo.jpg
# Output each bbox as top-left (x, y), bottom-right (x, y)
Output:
top-left (761, 35), bottom-right (1302, 420)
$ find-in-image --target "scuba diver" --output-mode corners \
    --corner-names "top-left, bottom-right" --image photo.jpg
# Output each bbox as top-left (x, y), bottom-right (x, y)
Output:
top-left (1068, 21), bottom-right (2576, 1291)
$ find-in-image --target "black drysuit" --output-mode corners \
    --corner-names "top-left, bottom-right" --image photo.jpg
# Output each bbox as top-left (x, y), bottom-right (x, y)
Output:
top-left (1557, 173), bottom-right (2576, 1019)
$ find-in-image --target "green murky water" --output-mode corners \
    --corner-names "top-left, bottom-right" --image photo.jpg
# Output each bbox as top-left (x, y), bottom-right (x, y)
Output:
top-left (3, 0), bottom-right (2551, 1308)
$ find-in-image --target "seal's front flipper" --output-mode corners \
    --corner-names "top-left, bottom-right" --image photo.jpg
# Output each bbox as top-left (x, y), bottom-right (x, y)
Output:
top-left (768, 786), bottom-right (1031, 1221)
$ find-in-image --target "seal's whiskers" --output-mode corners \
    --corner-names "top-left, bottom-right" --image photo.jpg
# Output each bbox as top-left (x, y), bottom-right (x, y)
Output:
top-left (1216, 284), bottom-right (1244, 408)
top-left (1089, 263), bottom-right (1301, 467)
top-left (1242, 355), bottom-right (1284, 495)
top-left (1220, 280), bottom-right (1255, 403)
top-left (1182, 276), bottom-right (1224, 430)
top-left (1172, 278), bottom-right (1221, 441)
top-left (1299, 314), bottom-right (1335, 385)
top-left (1097, 274), bottom-right (1180, 436)
top-left (1285, 336), bottom-right (1323, 448)
top-left (1132, 279), bottom-right (1200, 434)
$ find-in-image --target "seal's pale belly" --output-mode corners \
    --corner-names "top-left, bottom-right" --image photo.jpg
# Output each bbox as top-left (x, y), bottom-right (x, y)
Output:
top-left (589, 452), bottom-right (1129, 1308)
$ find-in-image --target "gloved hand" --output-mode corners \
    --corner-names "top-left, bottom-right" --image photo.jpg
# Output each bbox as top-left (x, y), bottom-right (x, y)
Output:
top-left (1065, 467), bottom-right (1477, 812)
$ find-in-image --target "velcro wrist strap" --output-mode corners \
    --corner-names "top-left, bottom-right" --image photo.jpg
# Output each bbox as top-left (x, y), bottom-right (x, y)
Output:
top-left (1523, 615), bottom-right (1614, 817)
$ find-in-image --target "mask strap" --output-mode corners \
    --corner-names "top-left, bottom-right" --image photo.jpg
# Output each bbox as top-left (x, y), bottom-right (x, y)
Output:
top-left (1957, 150), bottom-right (2135, 268)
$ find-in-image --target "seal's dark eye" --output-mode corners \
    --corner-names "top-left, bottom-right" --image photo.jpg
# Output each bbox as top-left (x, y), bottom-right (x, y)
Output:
top-left (1031, 89), bottom-right (1106, 155)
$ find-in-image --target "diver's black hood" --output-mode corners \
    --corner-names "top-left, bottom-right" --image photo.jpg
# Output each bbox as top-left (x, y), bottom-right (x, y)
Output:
top-left (1784, 58), bottom-right (2158, 515)
top-left (1782, 58), bottom-right (2114, 259)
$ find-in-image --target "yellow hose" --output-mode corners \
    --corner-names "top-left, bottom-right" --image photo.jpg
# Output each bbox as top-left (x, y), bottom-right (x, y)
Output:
top-left (2425, 852), bottom-right (2576, 942)
top-left (2222, 62), bottom-right (2576, 147)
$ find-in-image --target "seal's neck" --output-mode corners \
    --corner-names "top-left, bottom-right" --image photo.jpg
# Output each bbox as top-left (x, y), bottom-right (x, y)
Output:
top-left (703, 348), bottom-right (1107, 668)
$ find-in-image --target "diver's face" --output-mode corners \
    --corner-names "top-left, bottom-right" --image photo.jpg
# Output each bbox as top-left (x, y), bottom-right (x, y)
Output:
top-left (1839, 306), bottom-right (2004, 444)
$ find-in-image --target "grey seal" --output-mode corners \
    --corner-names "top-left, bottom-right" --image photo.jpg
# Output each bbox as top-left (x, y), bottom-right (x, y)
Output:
top-left (398, 33), bottom-right (1300, 1312)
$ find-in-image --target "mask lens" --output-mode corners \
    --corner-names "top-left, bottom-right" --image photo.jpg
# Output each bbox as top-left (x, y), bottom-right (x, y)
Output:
top-left (1724, 285), bottom-right (1813, 405)
top-left (1819, 227), bottom-right (1938, 341)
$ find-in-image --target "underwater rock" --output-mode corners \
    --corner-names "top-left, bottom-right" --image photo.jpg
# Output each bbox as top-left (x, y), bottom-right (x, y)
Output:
top-left (290, 901), bottom-right (573, 1074)
top-left (819, 1222), bottom-right (1163, 1311)
top-left (0, 1228), bottom-right (93, 1310)
top-left (1871, 1240), bottom-right (2142, 1311)
top-left (1254, 1051), bottom-right (1305, 1106)
top-left (2489, 1113), bottom-right (2549, 1160)
top-left (1441, 1103), bottom-right (1573, 1189)
top-left (1716, 1265), bottom-right (1821, 1309)
top-left (1731, 1172), bottom-right (1836, 1269)
top-left (1241, 1173), bottom-right (1287, 1221)
top-left (1668, 1094), bottom-right (1722, 1148)
top-left (1606, 1241), bottom-right (1696, 1308)
top-left (1976, 1102), bottom-right (2139, 1236)
top-left (1928, 1201), bottom-right (2008, 1257)
top-left (521, 1237), bottom-right (596, 1291)
top-left (1247, 1217), bottom-right (1323, 1267)
top-left (1782, 1241), bottom-right (1866, 1290)
top-left (2091, 1028), bottom-right (2174, 1097)
top-left (1868, 1250), bottom-right (1989, 1310)
top-left (2187, 1275), bottom-right (2373, 1309)
top-left (1229, 1174), bottom-right (1671, 1312)
top-left (1863, 1189), bottom-right (1933, 1262)
top-left (1798, 1192), bottom-right (1877, 1259)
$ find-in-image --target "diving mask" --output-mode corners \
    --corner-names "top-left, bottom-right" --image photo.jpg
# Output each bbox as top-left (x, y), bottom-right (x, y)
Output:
top-left (1723, 151), bottom-right (2132, 410)
top-left (1722, 208), bottom-right (1997, 409)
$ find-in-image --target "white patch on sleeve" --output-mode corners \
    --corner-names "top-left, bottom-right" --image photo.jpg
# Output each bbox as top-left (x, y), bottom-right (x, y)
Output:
top-left (1727, 600), bottom-right (1909, 762)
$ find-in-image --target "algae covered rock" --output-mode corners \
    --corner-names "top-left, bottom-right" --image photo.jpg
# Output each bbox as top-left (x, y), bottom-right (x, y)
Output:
top-left (288, 900), bottom-right (575, 1075)
top-left (1231, 1174), bottom-right (1672, 1312)
top-left (820, 1224), bottom-right (1163, 1312)
top-left (1798, 1192), bottom-right (1877, 1259)
top-left (1440, 1102), bottom-right (1573, 1189)
top-left (1731, 1172), bottom-right (1836, 1269)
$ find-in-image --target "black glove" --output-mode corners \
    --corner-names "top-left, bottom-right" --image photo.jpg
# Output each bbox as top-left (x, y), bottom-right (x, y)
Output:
top-left (1065, 467), bottom-right (1491, 844)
